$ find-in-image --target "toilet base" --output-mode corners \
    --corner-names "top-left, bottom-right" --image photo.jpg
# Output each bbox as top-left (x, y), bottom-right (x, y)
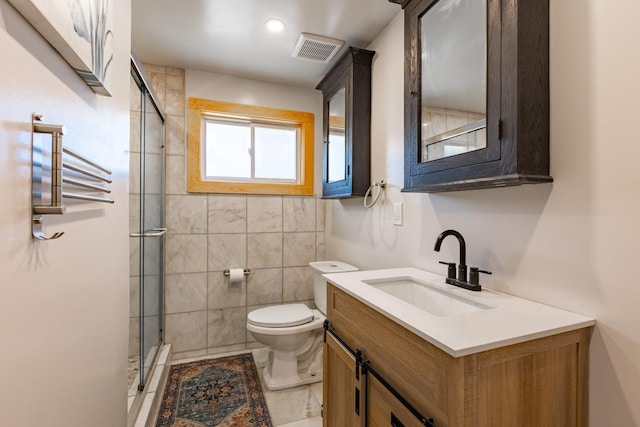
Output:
top-left (262, 365), bottom-right (322, 391)
top-left (261, 334), bottom-right (324, 391)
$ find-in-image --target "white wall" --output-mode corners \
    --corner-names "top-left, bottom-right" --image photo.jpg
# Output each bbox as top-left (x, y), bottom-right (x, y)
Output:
top-left (325, 4), bottom-right (640, 425)
top-left (186, 69), bottom-right (324, 193)
top-left (0, 1), bottom-right (131, 426)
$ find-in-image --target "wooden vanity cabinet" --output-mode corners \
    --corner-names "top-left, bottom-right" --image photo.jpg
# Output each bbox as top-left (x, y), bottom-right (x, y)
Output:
top-left (323, 284), bottom-right (591, 426)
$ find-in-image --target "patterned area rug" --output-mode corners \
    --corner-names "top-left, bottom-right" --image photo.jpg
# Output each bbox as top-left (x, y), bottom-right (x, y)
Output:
top-left (156, 353), bottom-right (272, 427)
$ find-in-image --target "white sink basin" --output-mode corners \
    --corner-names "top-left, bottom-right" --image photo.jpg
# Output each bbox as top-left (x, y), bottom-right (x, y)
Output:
top-left (323, 267), bottom-right (595, 356)
top-left (363, 276), bottom-right (493, 317)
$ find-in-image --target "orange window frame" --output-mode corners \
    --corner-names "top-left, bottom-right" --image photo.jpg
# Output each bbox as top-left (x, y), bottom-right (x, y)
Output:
top-left (187, 97), bottom-right (314, 195)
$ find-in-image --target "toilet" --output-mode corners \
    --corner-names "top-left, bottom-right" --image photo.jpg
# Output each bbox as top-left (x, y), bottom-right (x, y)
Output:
top-left (247, 260), bottom-right (358, 390)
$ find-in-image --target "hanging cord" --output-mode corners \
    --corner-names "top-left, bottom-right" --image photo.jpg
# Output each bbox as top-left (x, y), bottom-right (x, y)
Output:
top-left (363, 180), bottom-right (386, 208)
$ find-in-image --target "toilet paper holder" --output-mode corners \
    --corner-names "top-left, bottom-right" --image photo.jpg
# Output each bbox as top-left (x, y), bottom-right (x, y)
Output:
top-left (223, 269), bottom-right (251, 276)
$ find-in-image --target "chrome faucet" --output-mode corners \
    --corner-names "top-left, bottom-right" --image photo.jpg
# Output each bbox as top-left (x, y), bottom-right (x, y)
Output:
top-left (434, 229), bottom-right (490, 291)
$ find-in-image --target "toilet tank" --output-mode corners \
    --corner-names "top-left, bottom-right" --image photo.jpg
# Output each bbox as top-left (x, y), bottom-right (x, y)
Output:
top-left (309, 261), bottom-right (358, 315)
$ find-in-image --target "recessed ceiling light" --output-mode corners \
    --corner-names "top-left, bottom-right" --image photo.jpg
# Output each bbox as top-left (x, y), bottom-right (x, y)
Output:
top-left (265, 18), bottom-right (285, 33)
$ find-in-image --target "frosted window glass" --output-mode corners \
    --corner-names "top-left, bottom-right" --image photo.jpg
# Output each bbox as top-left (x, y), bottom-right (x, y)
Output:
top-left (205, 121), bottom-right (251, 180)
top-left (254, 126), bottom-right (297, 180)
top-left (204, 119), bottom-right (299, 182)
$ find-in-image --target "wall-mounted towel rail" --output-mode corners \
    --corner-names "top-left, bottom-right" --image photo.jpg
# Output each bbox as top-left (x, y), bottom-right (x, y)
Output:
top-left (63, 146), bottom-right (112, 175)
top-left (62, 162), bottom-right (113, 183)
top-left (62, 177), bottom-right (111, 193)
top-left (62, 192), bottom-right (115, 204)
top-left (31, 113), bottom-right (115, 240)
top-left (32, 118), bottom-right (65, 216)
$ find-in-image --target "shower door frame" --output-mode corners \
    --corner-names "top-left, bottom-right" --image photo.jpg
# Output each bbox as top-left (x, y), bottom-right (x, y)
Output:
top-left (130, 53), bottom-right (166, 392)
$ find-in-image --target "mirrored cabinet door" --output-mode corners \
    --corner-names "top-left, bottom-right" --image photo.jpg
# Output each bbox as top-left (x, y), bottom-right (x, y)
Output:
top-left (317, 47), bottom-right (375, 199)
top-left (394, 0), bottom-right (552, 192)
top-left (420, 0), bottom-right (487, 163)
top-left (327, 87), bottom-right (347, 183)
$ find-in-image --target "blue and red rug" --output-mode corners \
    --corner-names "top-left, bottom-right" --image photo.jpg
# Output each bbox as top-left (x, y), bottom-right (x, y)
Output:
top-left (156, 353), bottom-right (273, 427)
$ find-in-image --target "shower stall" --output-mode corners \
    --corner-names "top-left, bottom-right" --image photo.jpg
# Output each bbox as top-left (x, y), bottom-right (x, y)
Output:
top-left (128, 54), bottom-right (165, 402)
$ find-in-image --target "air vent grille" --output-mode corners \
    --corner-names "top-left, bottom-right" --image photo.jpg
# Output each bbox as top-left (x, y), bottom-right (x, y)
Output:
top-left (292, 33), bottom-right (344, 63)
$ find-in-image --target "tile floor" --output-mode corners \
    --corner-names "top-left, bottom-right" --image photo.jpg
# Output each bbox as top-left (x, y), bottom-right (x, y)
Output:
top-left (260, 371), bottom-right (323, 427)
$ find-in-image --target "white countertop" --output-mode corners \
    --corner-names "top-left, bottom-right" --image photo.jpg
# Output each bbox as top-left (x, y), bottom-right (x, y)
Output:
top-left (323, 267), bottom-right (595, 357)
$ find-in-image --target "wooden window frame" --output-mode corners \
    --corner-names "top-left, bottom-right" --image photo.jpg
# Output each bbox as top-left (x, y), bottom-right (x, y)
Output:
top-left (187, 97), bottom-right (314, 195)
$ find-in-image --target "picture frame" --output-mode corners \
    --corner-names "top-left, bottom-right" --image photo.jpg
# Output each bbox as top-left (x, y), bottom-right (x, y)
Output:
top-left (8, 0), bottom-right (113, 96)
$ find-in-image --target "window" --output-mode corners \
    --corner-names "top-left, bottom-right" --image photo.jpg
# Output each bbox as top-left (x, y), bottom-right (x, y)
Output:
top-left (204, 119), bottom-right (298, 182)
top-left (188, 98), bottom-right (314, 195)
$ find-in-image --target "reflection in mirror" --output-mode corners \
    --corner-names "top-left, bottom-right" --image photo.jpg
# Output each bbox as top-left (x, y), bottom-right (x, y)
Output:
top-left (327, 86), bottom-right (346, 182)
top-left (420, 0), bottom-right (487, 163)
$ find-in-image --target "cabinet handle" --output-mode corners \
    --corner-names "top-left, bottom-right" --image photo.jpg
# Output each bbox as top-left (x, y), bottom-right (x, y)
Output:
top-left (391, 413), bottom-right (405, 427)
top-left (355, 387), bottom-right (360, 415)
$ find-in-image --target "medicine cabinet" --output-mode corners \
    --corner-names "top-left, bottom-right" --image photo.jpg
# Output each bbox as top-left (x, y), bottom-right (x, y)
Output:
top-left (390, 0), bottom-right (553, 192)
top-left (316, 47), bottom-right (375, 198)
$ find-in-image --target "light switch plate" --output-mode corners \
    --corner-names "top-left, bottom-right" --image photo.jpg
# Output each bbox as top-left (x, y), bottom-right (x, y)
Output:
top-left (393, 202), bottom-right (403, 226)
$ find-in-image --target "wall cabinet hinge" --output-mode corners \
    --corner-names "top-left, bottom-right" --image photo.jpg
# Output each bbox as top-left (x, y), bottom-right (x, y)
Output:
top-left (497, 119), bottom-right (503, 140)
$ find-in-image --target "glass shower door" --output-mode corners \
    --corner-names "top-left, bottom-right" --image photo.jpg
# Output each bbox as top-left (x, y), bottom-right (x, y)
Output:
top-left (130, 64), bottom-right (165, 391)
top-left (139, 90), bottom-right (165, 389)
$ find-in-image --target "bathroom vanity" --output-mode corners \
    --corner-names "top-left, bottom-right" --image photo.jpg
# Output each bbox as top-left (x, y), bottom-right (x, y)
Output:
top-left (322, 268), bottom-right (594, 426)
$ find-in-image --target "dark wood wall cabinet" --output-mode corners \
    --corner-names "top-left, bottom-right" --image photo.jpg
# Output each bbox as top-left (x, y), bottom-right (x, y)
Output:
top-left (316, 47), bottom-right (375, 199)
top-left (391, 0), bottom-right (553, 192)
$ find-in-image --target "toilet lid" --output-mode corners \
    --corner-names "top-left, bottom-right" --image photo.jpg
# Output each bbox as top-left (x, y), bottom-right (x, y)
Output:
top-left (247, 304), bottom-right (314, 328)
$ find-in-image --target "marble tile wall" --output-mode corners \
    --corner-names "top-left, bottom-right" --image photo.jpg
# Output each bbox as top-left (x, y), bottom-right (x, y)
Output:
top-left (140, 64), bottom-right (326, 360)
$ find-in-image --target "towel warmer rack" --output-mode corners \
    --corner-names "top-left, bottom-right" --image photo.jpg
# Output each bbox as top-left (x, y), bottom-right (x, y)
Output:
top-left (31, 113), bottom-right (114, 240)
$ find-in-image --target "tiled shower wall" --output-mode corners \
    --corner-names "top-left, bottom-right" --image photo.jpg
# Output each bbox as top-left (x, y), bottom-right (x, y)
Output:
top-left (140, 64), bottom-right (326, 360)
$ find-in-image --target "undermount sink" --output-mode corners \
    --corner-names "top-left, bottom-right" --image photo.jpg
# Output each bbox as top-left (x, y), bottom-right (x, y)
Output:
top-left (363, 276), bottom-right (493, 317)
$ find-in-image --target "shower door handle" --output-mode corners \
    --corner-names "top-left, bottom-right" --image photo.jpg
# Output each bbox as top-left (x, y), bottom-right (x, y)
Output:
top-left (129, 227), bottom-right (168, 238)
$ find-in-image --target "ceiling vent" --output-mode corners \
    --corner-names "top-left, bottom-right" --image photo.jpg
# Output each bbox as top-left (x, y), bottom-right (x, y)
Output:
top-left (292, 33), bottom-right (344, 63)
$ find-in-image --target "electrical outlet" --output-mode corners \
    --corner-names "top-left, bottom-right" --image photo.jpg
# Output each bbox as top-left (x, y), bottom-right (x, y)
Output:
top-left (393, 202), bottom-right (403, 226)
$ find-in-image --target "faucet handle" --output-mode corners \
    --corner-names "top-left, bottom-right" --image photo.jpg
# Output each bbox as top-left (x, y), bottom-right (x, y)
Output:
top-left (439, 261), bottom-right (456, 280)
top-left (469, 267), bottom-right (492, 286)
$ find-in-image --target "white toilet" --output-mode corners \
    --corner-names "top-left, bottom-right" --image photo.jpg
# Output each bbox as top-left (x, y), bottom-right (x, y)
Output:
top-left (247, 260), bottom-right (358, 390)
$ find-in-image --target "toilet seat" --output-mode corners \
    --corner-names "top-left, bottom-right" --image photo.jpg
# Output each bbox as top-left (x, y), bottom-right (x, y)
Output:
top-left (247, 304), bottom-right (314, 328)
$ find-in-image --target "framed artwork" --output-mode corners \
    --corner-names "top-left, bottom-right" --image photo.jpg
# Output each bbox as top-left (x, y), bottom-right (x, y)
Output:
top-left (8, 0), bottom-right (113, 96)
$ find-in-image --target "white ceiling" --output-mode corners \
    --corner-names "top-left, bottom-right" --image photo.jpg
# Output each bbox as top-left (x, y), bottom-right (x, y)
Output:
top-left (131, 0), bottom-right (401, 88)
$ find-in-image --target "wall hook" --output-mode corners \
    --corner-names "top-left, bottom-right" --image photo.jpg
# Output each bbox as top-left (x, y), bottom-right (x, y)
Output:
top-left (32, 216), bottom-right (64, 240)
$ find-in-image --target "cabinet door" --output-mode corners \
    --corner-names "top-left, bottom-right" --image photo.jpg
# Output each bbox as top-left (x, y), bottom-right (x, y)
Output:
top-left (316, 47), bottom-right (374, 199)
top-left (367, 374), bottom-right (427, 427)
top-left (323, 332), bottom-right (365, 427)
top-left (399, 0), bottom-right (552, 192)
